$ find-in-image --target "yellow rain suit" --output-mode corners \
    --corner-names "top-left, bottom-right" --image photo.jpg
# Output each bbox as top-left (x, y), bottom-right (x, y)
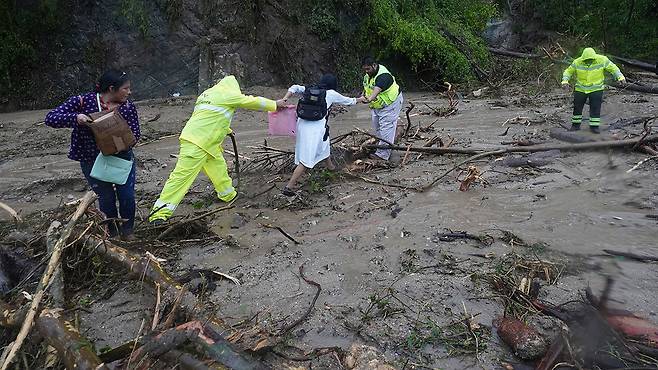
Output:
top-left (562, 47), bottom-right (625, 93)
top-left (150, 75), bottom-right (276, 222)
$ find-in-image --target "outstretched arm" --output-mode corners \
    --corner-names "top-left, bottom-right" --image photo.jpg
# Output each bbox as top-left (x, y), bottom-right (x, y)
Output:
top-left (229, 95), bottom-right (286, 112)
top-left (283, 85), bottom-right (305, 101)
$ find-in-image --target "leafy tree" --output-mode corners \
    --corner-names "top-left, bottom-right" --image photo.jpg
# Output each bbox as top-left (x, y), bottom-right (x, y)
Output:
top-left (530, 0), bottom-right (657, 60)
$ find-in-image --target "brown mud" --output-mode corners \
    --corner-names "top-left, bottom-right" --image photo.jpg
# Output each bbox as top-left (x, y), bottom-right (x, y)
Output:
top-left (1, 85), bottom-right (657, 369)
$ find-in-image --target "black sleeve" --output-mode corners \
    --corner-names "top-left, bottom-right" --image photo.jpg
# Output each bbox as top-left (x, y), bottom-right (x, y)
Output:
top-left (374, 73), bottom-right (394, 90)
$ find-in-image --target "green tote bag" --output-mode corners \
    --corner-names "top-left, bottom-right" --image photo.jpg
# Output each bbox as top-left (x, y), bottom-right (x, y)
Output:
top-left (90, 153), bottom-right (133, 185)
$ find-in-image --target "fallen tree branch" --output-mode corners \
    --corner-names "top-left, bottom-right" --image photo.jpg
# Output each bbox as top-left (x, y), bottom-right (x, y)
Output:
top-left (353, 127), bottom-right (394, 147)
top-left (80, 237), bottom-right (268, 369)
top-left (375, 134), bottom-right (658, 157)
top-left (612, 82), bottom-right (658, 94)
top-left (488, 47), bottom-right (541, 59)
top-left (365, 144), bottom-right (480, 155)
top-left (156, 202), bottom-right (235, 240)
top-left (421, 149), bottom-right (507, 192)
top-left (0, 202), bottom-right (21, 222)
top-left (35, 309), bottom-right (109, 370)
top-left (610, 55), bottom-right (657, 74)
top-left (277, 264), bottom-right (321, 337)
top-left (1, 191), bottom-right (96, 370)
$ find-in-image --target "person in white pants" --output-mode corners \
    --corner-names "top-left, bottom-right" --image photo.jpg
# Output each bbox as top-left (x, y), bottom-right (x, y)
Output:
top-left (361, 56), bottom-right (403, 160)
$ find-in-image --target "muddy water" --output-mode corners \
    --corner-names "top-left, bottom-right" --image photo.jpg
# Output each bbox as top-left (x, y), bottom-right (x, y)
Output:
top-left (2, 87), bottom-right (658, 368)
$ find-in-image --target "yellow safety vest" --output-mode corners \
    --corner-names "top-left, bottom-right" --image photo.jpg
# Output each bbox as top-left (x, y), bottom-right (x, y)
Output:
top-left (363, 64), bottom-right (400, 109)
top-left (180, 75), bottom-right (276, 158)
top-left (562, 48), bottom-right (625, 93)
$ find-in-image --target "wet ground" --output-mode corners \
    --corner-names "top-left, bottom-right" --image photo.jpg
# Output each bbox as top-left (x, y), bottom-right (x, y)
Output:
top-left (1, 85), bottom-right (657, 369)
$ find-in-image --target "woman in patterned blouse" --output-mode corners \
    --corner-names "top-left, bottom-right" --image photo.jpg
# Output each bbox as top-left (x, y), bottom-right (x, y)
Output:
top-left (45, 69), bottom-right (141, 240)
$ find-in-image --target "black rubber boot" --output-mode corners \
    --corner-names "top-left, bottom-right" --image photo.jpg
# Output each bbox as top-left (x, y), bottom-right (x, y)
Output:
top-left (568, 124), bottom-right (581, 131)
top-left (590, 126), bottom-right (600, 134)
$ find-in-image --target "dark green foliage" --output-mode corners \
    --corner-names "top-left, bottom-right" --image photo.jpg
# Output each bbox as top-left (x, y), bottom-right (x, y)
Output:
top-left (301, 0), bottom-right (497, 85)
top-left (529, 0), bottom-right (657, 60)
top-left (119, 0), bottom-right (151, 37)
top-left (0, 0), bottom-right (65, 102)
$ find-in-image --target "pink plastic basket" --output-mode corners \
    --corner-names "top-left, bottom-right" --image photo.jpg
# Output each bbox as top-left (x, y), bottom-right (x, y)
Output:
top-left (267, 105), bottom-right (297, 137)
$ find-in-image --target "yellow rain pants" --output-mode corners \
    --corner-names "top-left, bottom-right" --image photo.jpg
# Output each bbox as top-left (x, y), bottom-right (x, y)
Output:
top-left (149, 139), bottom-right (236, 221)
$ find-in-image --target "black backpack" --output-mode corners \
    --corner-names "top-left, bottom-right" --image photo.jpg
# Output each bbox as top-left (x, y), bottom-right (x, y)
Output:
top-left (296, 86), bottom-right (327, 121)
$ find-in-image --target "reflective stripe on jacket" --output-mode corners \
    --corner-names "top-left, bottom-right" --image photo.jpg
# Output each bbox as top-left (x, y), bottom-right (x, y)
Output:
top-left (180, 75), bottom-right (276, 158)
top-left (562, 48), bottom-right (624, 93)
top-left (363, 64), bottom-right (400, 109)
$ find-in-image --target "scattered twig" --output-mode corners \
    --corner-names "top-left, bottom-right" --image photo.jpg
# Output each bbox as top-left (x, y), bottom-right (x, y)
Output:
top-left (260, 223), bottom-right (301, 245)
top-left (278, 264), bottom-right (322, 336)
top-left (212, 270), bottom-right (242, 285)
top-left (0, 202), bottom-right (22, 222)
top-left (156, 201), bottom-right (235, 240)
top-left (404, 102), bottom-right (416, 137)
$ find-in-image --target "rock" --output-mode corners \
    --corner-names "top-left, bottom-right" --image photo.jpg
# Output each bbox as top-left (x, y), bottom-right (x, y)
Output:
top-left (231, 212), bottom-right (248, 229)
top-left (483, 17), bottom-right (519, 49)
top-left (345, 343), bottom-right (394, 370)
top-left (494, 316), bottom-right (548, 360)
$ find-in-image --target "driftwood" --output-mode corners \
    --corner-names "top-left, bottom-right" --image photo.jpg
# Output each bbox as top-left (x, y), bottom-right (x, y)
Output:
top-left (0, 202), bottom-right (21, 222)
top-left (488, 47), bottom-right (541, 59)
top-left (35, 309), bottom-right (109, 370)
top-left (610, 55), bottom-right (657, 74)
top-left (365, 144), bottom-right (479, 155)
top-left (80, 236), bottom-right (268, 370)
top-left (371, 133), bottom-right (658, 156)
top-left (44, 220), bottom-right (64, 368)
top-left (611, 81), bottom-right (658, 94)
top-left (1, 191), bottom-right (97, 370)
top-left (129, 321), bottom-right (256, 370)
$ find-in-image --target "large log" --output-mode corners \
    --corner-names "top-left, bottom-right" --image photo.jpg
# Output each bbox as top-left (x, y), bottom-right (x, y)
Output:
top-left (81, 237), bottom-right (268, 370)
top-left (610, 55), bottom-right (657, 74)
top-left (368, 133), bottom-right (658, 157)
top-left (35, 309), bottom-right (109, 370)
top-left (611, 81), bottom-right (658, 94)
top-left (1, 301), bottom-right (107, 370)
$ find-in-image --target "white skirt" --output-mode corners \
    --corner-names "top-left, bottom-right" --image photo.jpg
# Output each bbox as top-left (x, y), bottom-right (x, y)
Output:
top-left (295, 118), bottom-right (330, 168)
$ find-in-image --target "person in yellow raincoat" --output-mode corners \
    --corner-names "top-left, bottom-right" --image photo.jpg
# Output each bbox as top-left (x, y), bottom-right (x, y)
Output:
top-left (149, 75), bottom-right (286, 223)
top-left (561, 47), bottom-right (625, 133)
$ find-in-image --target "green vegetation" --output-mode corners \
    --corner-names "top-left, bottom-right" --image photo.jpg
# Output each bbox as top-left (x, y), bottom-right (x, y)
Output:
top-left (303, 0), bottom-right (497, 86)
top-left (308, 169), bottom-right (339, 193)
top-left (528, 0), bottom-right (657, 60)
top-left (0, 0), bottom-right (65, 101)
top-left (119, 0), bottom-right (151, 37)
